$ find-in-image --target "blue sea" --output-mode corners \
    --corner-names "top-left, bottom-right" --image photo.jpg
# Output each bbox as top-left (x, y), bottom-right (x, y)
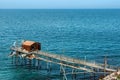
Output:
top-left (0, 9), bottom-right (120, 80)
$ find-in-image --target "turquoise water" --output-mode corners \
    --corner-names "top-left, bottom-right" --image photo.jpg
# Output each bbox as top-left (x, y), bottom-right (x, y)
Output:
top-left (0, 9), bottom-right (120, 80)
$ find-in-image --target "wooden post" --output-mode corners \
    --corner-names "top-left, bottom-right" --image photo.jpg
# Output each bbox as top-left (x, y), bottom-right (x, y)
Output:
top-left (84, 71), bottom-right (86, 80)
top-left (49, 62), bottom-right (52, 72)
top-left (15, 55), bottom-right (17, 65)
top-left (47, 62), bottom-right (49, 72)
top-left (74, 69), bottom-right (77, 79)
top-left (12, 56), bottom-right (14, 64)
top-left (24, 57), bottom-right (27, 65)
top-left (33, 58), bottom-right (36, 69)
top-left (72, 69), bottom-right (75, 80)
top-left (93, 72), bottom-right (96, 80)
top-left (49, 58), bottom-right (52, 72)
top-left (16, 56), bottom-right (19, 66)
top-left (29, 59), bottom-right (32, 68)
top-left (61, 65), bottom-right (67, 80)
top-left (60, 65), bottom-right (63, 75)
top-left (21, 56), bottom-right (23, 66)
top-left (90, 72), bottom-right (92, 80)
top-left (104, 56), bottom-right (107, 76)
top-left (37, 59), bottom-right (39, 69)
top-left (37, 59), bottom-right (41, 70)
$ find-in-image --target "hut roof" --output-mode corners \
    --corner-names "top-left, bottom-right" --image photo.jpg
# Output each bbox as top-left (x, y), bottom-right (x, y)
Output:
top-left (22, 41), bottom-right (35, 46)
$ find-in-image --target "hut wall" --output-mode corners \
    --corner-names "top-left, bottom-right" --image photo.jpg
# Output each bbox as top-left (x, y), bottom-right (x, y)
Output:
top-left (22, 42), bottom-right (41, 52)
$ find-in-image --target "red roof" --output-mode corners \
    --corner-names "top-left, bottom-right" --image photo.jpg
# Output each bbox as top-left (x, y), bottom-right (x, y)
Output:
top-left (22, 41), bottom-right (35, 46)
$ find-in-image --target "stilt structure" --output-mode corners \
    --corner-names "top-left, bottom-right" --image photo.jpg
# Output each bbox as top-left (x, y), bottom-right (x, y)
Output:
top-left (9, 40), bottom-right (118, 80)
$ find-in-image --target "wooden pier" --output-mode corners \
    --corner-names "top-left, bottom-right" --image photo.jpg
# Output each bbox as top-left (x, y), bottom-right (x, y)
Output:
top-left (9, 40), bottom-right (118, 80)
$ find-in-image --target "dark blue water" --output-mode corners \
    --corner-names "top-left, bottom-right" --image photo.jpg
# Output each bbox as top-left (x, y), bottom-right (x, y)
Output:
top-left (0, 9), bottom-right (120, 80)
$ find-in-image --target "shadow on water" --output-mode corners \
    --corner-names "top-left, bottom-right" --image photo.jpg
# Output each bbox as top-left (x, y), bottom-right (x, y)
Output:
top-left (10, 69), bottom-right (62, 80)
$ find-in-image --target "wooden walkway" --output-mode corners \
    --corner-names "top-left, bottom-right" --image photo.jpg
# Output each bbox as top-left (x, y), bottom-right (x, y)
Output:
top-left (103, 70), bottom-right (120, 80)
top-left (11, 47), bottom-right (116, 73)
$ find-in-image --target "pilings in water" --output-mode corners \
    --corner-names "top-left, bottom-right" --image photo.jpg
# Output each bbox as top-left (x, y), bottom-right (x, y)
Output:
top-left (10, 52), bottom-right (107, 80)
top-left (11, 52), bottom-right (38, 69)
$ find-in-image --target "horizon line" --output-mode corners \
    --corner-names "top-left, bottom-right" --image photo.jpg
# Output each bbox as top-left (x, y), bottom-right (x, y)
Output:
top-left (0, 8), bottom-right (120, 10)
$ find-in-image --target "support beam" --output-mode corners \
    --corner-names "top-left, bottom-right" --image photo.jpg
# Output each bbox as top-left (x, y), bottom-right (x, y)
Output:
top-left (60, 64), bottom-right (67, 80)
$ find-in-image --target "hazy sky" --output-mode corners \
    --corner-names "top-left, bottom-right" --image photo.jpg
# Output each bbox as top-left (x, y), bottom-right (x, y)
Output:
top-left (0, 0), bottom-right (120, 9)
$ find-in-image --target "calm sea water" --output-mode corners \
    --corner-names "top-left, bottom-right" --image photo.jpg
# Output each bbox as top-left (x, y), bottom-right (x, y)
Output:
top-left (0, 9), bottom-right (120, 80)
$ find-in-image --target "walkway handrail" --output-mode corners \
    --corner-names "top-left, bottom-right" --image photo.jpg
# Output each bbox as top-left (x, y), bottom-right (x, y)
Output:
top-left (11, 47), bottom-right (117, 72)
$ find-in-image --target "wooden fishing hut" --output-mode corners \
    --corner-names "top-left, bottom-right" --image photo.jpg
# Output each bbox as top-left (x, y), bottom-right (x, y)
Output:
top-left (22, 40), bottom-right (41, 52)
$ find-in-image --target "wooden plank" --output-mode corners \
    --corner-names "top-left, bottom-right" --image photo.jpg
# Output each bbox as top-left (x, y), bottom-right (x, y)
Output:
top-left (11, 47), bottom-right (116, 72)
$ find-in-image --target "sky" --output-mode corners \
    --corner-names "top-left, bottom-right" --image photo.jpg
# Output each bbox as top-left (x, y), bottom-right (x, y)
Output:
top-left (0, 0), bottom-right (120, 9)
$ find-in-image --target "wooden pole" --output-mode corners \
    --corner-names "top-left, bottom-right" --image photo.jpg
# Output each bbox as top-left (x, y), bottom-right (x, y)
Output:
top-left (24, 57), bottom-right (27, 65)
top-left (12, 56), bottom-right (13, 64)
top-left (37, 59), bottom-right (41, 70)
top-left (33, 59), bottom-right (35, 68)
top-left (104, 56), bottom-right (107, 76)
top-left (29, 59), bottom-right (32, 68)
top-left (15, 55), bottom-right (17, 65)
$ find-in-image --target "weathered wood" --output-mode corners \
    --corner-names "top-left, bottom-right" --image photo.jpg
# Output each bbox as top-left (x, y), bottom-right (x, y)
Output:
top-left (11, 47), bottom-right (116, 72)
